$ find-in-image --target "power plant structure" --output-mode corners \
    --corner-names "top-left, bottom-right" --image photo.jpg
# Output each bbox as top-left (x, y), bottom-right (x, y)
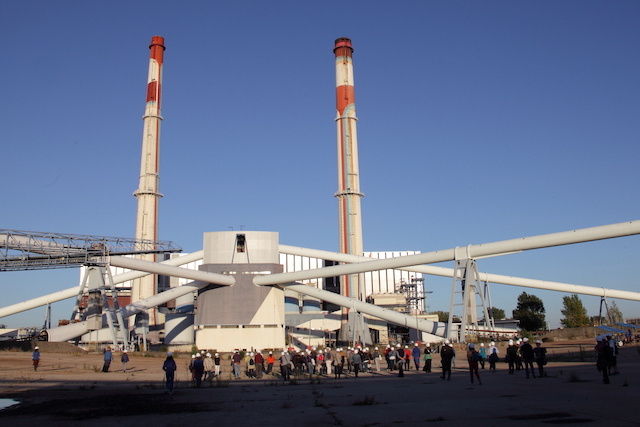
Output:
top-left (2, 36), bottom-right (640, 351)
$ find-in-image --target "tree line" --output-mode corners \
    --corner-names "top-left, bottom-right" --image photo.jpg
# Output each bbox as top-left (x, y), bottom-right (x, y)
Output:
top-left (430, 292), bottom-right (625, 331)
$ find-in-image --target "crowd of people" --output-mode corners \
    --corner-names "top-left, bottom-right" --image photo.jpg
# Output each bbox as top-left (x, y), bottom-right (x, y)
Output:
top-left (29, 332), bottom-right (626, 393)
top-left (159, 338), bottom-right (558, 390)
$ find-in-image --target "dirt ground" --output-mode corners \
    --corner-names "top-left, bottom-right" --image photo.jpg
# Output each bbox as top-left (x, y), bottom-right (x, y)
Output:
top-left (0, 339), bottom-right (638, 426)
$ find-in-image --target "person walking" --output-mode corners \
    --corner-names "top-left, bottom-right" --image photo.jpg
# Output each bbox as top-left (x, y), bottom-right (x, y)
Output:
top-left (533, 341), bottom-right (547, 377)
top-left (192, 353), bottom-right (205, 387)
top-left (440, 340), bottom-right (454, 380)
top-left (102, 347), bottom-right (114, 372)
top-left (488, 347), bottom-right (499, 372)
top-left (32, 346), bottom-right (41, 372)
top-left (478, 343), bottom-right (487, 369)
top-left (121, 350), bottom-right (130, 372)
top-left (466, 343), bottom-right (482, 385)
top-left (506, 340), bottom-right (518, 374)
top-left (162, 352), bottom-right (177, 394)
top-left (520, 338), bottom-right (536, 379)
top-left (606, 333), bottom-right (620, 375)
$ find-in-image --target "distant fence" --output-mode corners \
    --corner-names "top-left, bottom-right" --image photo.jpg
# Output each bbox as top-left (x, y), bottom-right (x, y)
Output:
top-left (540, 326), bottom-right (597, 341)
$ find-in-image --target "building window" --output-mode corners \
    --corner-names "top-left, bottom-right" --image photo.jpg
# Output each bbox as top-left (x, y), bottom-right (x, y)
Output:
top-left (236, 234), bottom-right (246, 253)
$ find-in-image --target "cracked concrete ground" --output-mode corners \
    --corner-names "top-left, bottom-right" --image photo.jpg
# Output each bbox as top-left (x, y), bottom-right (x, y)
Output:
top-left (0, 339), bottom-right (638, 426)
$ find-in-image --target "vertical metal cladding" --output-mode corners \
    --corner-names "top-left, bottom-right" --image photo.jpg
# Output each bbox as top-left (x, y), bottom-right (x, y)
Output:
top-left (133, 36), bottom-right (165, 326)
top-left (334, 37), bottom-right (364, 301)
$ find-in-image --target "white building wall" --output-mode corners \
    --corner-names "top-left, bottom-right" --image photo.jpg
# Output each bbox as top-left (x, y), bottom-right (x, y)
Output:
top-left (279, 251), bottom-right (425, 312)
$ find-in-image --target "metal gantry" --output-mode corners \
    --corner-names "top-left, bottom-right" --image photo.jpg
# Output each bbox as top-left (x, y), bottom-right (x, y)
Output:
top-left (0, 229), bottom-right (181, 271)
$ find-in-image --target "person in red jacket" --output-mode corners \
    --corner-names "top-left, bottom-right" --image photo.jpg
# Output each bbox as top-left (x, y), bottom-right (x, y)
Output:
top-left (255, 350), bottom-right (264, 379)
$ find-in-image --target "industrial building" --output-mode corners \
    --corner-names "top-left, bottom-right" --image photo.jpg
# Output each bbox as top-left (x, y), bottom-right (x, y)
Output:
top-left (3, 35), bottom-right (639, 352)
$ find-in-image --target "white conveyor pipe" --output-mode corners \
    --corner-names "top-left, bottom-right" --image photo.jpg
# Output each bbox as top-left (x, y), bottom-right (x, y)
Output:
top-left (0, 251), bottom-right (205, 319)
top-left (47, 280), bottom-right (212, 342)
top-left (283, 283), bottom-right (447, 336)
top-left (49, 252), bottom-right (229, 341)
top-left (108, 256), bottom-right (235, 286)
top-left (278, 245), bottom-right (640, 301)
top-left (257, 220), bottom-right (640, 286)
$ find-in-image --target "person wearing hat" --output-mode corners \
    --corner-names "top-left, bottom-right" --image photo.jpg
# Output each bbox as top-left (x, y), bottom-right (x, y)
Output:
top-left (232, 350), bottom-right (242, 379)
top-left (386, 344), bottom-right (395, 371)
top-left (204, 353), bottom-right (214, 381)
top-left (478, 343), bottom-right (487, 369)
top-left (192, 352), bottom-right (205, 387)
top-left (403, 345), bottom-right (411, 371)
top-left (373, 347), bottom-right (382, 372)
top-left (532, 340), bottom-right (546, 377)
top-left (255, 350), bottom-right (264, 379)
top-left (440, 340), bottom-right (454, 380)
top-left (606, 333), bottom-right (620, 375)
top-left (214, 353), bottom-right (221, 377)
top-left (412, 343), bottom-right (421, 371)
top-left (335, 348), bottom-right (346, 379)
top-left (265, 351), bottom-right (274, 375)
top-left (324, 347), bottom-right (333, 376)
top-left (121, 350), bottom-right (130, 372)
top-left (279, 351), bottom-right (291, 381)
top-left (422, 344), bottom-right (432, 373)
top-left (396, 345), bottom-right (407, 377)
top-left (506, 340), bottom-right (518, 374)
top-left (102, 347), bottom-right (114, 372)
top-left (247, 352), bottom-right (256, 378)
top-left (32, 346), bottom-right (41, 372)
top-left (519, 337), bottom-right (536, 379)
top-left (351, 349), bottom-right (362, 377)
top-left (466, 343), bottom-right (482, 385)
top-left (162, 352), bottom-right (177, 394)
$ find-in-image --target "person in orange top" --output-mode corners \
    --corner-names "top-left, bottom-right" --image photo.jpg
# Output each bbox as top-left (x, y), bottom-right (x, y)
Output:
top-left (265, 351), bottom-right (275, 375)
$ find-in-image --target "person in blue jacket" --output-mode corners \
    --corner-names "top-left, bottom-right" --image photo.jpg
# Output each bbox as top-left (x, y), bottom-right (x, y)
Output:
top-left (163, 352), bottom-right (177, 394)
top-left (412, 343), bottom-right (421, 370)
top-left (32, 346), bottom-right (41, 372)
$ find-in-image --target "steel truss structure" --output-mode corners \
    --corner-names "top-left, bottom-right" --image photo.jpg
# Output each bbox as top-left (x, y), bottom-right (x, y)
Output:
top-left (0, 229), bottom-right (181, 271)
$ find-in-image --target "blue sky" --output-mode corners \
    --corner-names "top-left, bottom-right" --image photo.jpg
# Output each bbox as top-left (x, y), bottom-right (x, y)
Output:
top-left (1, 1), bottom-right (639, 329)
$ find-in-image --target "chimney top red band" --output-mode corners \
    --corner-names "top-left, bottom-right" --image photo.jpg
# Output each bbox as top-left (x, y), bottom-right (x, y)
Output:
top-left (149, 36), bottom-right (166, 51)
top-left (334, 37), bottom-right (353, 53)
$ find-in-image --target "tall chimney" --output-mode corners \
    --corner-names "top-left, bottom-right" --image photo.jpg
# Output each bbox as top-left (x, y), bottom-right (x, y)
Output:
top-left (334, 38), bottom-right (364, 312)
top-left (133, 36), bottom-right (165, 327)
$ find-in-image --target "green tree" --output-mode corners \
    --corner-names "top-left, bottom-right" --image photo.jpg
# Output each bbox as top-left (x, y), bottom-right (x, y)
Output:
top-left (430, 311), bottom-right (459, 322)
top-left (488, 307), bottom-right (506, 319)
top-left (560, 294), bottom-right (590, 328)
top-left (607, 300), bottom-right (624, 324)
top-left (512, 292), bottom-right (546, 331)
